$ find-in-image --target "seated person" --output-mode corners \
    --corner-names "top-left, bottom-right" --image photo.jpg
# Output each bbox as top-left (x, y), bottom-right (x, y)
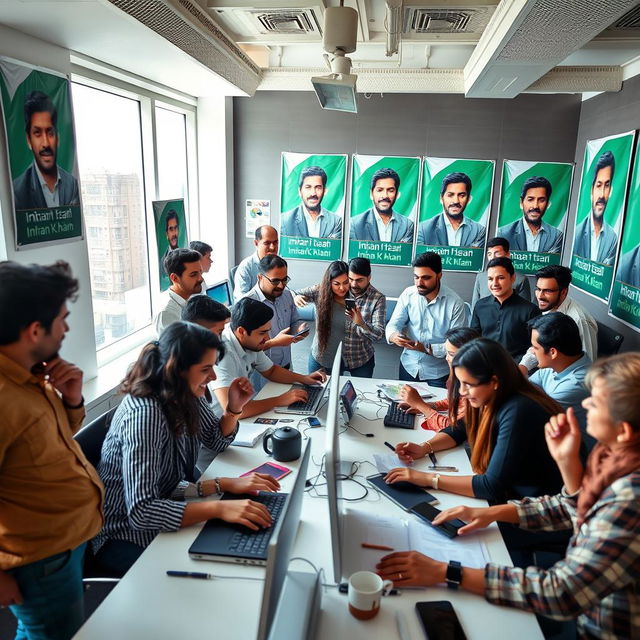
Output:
top-left (181, 295), bottom-right (230, 337)
top-left (397, 326), bottom-right (479, 431)
top-left (390, 338), bottom-right (562, 503)
top-left (378, 353), bottom-right (640, 640)
top-left (93, 322), bottom-right (278, 576)
top-left (189, 240), bottom-right (213, 274)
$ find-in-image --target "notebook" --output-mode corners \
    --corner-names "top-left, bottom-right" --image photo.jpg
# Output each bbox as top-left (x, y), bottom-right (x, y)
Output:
top-left (231, 421), bottom-right (269, 448)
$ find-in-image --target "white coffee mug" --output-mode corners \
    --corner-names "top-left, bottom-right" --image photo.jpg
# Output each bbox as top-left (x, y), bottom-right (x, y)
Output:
top-left (347, 571), bottom-right (393, 620)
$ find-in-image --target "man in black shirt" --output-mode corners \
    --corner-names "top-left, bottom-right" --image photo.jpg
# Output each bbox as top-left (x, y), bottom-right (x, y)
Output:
top-left (471, 257), bottom-right (540, 360)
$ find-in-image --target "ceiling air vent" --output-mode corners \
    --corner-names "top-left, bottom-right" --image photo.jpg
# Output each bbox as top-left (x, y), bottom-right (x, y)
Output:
top-left (612, 5), bottom-right (640, 29)
top-left (248, 9), bottom-right (320, 35)
top-left (403, 6), bottom-right (492, 35)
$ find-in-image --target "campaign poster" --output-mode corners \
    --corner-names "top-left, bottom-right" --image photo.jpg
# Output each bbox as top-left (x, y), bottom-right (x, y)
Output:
top-left (609, 139), bottom-right (640, 331)
top-left (279, 152), bottom-right (347, 262)
top-left (153, 198), bottom-right (187, 291)
top-left (415, 158), bottom-right (494, 271)
top-left (496, 160), bottom-right (574, 275)
top-left (348, 155), bottom-right (420, 267)
top-left (569, 131), bottom-right (636, 301)
top-left (0, 57), bottom-right (82, 249)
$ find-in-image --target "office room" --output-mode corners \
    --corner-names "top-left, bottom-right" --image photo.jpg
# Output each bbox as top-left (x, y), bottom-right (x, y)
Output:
top-left (0, 1), bottom-right (639, 639)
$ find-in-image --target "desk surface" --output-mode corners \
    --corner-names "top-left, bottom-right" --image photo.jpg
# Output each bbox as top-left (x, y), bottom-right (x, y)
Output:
top-left (75, 378), bottom-right (543, 640)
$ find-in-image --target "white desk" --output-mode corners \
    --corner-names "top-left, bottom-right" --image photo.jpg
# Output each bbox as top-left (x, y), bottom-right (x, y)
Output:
top-left (75, 378), bottom-right (544, 640)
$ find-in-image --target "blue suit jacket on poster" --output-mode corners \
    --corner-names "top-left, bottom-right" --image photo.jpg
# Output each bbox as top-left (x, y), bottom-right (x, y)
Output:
top-left (280, 205), bottom-right (342, 239)
top-left (12, 164), bottom-right (80, 210)
top-left (349, 208), bottom-right (414, 243)
top-left (497, 218), bottom-right (563, 254)
top-left (572, 216), bottom-right (618, 266)
top-left (616, 245), bottom-right (640, 288)
top-left (416, 213), bottom-right (485, 247)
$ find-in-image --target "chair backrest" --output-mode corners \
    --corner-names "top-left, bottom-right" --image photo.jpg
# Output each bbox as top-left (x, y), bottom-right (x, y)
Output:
top-left (596, 320), bottom-right (624, 358)
top-left (229, 265), bottom-right (239, 300)
top-left (74, 406), bottom-right (117, 468)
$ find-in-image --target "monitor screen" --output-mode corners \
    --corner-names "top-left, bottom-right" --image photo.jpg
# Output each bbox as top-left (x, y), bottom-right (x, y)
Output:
top-left (205, 280), bottom-right (231, 306)
top-left (339, 379), bottom-right (358, 421)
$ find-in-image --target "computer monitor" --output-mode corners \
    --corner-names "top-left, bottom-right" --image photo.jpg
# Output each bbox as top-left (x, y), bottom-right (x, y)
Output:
top-left (205, 279), bottom-right (232, 306)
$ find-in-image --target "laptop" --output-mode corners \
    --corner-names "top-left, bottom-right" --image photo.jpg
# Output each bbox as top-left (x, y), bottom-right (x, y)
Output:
top-left (188, 440), bottom-right (311, 565)
top-left (274, 381), bottom-right (328, 416)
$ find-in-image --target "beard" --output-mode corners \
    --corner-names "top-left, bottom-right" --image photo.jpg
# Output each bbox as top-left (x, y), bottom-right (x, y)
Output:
top-left (524, 209), bottom-right (543, 227)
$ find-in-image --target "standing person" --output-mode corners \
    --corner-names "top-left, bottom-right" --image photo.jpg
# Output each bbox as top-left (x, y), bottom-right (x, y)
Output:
top-left (386, 251), bottom-right (468, 387)
top-left (233, 225), bottom-right (279, 301)
top-left (189, 240), bottom-right (213, 273)
top-left (379, 352), bottom-right (640, 640)
top-left (0, 260), bottom-right (103, 639)
top-left (471, 256), bottom-right (540, 360)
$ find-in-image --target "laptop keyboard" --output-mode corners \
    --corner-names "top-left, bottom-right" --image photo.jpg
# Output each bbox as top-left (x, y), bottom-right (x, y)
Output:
top-left (228, 492), bottom-right (287, 557)
top-left (286, 384), bottom-right (324, 412)
top-left (383, 401), bottom-right (415, 429)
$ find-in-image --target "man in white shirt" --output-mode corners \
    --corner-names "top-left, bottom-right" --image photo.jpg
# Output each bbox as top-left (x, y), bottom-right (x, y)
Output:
top-left (154, 249), bottom-right (204, 336)
top-left (233, 225), bottom-right (279, 301)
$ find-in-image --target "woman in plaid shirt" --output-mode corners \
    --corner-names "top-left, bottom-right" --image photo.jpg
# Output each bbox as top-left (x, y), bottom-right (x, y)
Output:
top-left (377, 352), bottom-right (640, 639)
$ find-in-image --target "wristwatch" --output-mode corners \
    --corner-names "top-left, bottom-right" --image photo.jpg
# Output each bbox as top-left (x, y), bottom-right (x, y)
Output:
top-left (446, 560), bottom-right (463, 590)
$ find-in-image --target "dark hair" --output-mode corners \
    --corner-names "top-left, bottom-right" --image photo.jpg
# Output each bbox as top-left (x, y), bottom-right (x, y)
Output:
top-left (255, 225), bottom-right (277, 241)
top-left (0, 260), bottom-right (78, 345)
top-left (535, 264), bottom-right (572, 291)
top-left (445, 327), bottom-right (480, 348)
top-left (528, 313), bottom-right (582, 357)
top-left (163, 249), bottom-right (202, 278)
top-left (121, 322), bottom-right (223, 436)
top-left (486, 256), bottom-right (514, 276)
top-left (182, 296), bottom-right (230, 325)
top-left (316, 260), bottom-right (349, 355)
top-left (231, 298), bottom-right (273, 334)
top-left (165, 209), bottom-right (179, 232)
top-left (440, 172), bottom-right (472, 197)
top-left (24, 91), bottom-right (57, 133)
top-left (189, 240), bottom-right (212, 255)
top-left (520, 176), bottom-right (552, 200)
top-left (298, 165), bottom-right (327, 188)
top-left (370, 168), bottom-right (400, 191)
top-left (259, 254), bottom-right (287, 274)
top-left (450, 338), bottom-right (562, 473)
top-left (592, 150), bottom-right (615, 187)
top-left (348, 256), bottom-right (371, 277)
top-left (487, 236), bottom-right (509, 252)
top-left (412, 251), bottom-right (442, 274)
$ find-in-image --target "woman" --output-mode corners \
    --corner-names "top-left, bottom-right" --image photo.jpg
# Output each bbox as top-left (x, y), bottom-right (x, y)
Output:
top-left (397, 326), bottom-right (479, 431)
top-left (94, 322), bottom-right (279, 576)
top-left (378, 353), bottom-right (640, 640)
top-left (389, 338), bottom-right (563, 503)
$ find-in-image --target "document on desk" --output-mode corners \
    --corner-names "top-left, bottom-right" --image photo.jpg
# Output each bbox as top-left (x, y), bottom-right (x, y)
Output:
top-left (230, 421), bottom-right (269, 447)
top-left (377, 382), bottom-right (434, 401)
top-left (408, 519), bottom-right (489, 569)
top-left (372, 453), bottom-right (411, 473)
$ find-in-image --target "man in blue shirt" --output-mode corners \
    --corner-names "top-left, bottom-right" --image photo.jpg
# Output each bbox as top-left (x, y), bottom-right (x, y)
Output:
top-left (386, 251), bottom-right (468, 387)
top-left (233, 225), bottom-right (279, 301)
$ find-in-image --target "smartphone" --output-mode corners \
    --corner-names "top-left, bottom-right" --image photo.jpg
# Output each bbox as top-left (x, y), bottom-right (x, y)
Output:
top-left (344, 298), bottom-right (356, 311)
top-left (240, 461), bottom-right (292, 480)
top-left (254, 417), bottom-right (279, 425)
top-left (293, 328), bottom-right (310, 338)
top-left (307, 416), bottom-right (321, 427)
top-left (410, 502), bottom-right (466, 539)
top-left (415, 602), bottom-right (467, 640)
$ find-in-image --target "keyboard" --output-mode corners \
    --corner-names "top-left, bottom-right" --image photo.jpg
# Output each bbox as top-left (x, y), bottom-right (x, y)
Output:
top-left (285, 384), bottom-right (324, 413)
top-left (228, 492), bottom-right (287, 557)
top-left (383, 401), bottom-right (415, 429)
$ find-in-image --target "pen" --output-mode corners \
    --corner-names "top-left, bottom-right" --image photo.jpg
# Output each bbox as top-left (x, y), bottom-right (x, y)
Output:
top-left (339, 582), bottom-right (399, 595)
top-left (429, 465), bottom-right (459, 472)
top-left (384, 441), bottom-right (396, 452)
top-left (396, 611), bottom-right (411, 640)
top-left (361, 542), bottom-right (394, 551)
top-left (166, 570), bottom-right (212, 580)
top-left (428, 451), bottom-right (438, 466)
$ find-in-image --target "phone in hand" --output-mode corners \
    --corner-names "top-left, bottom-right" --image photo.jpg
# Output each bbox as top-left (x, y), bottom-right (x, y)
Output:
top-left (415, 601), bottom-right (467, 640)
top-left (344, 298), bottom-right (356, 311)
top-left (410, 502), bottom-right (466, 539)
top-left (293, 328), bottom-right (310, 338)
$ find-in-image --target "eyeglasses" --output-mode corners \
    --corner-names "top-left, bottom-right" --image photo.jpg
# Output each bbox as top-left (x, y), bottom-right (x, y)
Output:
top-left (261, 275), bottom-right (291, 286)
top-left (535, 287), bottom-right (559, 295)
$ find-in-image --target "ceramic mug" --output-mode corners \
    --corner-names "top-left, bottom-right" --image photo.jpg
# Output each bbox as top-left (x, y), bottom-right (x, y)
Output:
top-left (347, 571), bottom-right (393, 620)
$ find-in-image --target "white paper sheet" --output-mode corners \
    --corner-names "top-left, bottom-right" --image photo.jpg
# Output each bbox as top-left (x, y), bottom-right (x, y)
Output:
top-left (372, 453), bottom-right (411, 473)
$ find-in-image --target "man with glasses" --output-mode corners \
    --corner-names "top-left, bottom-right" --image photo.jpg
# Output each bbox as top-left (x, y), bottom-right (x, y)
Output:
top-left (233, 225), bottom-right (279, 301)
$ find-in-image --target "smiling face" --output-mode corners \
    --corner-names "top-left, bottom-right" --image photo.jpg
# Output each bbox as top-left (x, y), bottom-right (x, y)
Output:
top-left (521, 187), bottom-right (549, 226)
top-left (535, 276), bottom-right (565, 311)
top-left (583, 376), bottom-right (620, 446)
top-left (237, 321), bottom-right (271, 352)
top-left (530, 329), bottom-right (555, 370)
top-left (591, 166), bottom-right (613, 223)
top-left (331, 273), bottom-right (350, 299)
top-left (299, 175), bottom-right (326, 213)
top-left (454, 365), bottom-right (496, 408)
top-left (441, 182), bottom-right (469, 220)
top-left (26, 111), bottom-right (58, 177)
top-left (487, 266), bottom-right (515, 302)
top-left (184, 348), bottom-right (217, 397)
top-left (371, 177), bottom-right (398, 215)
top-left (258, 266), bottom-right (288, 299)
top-left (255, 227), bottom-right (279, 259)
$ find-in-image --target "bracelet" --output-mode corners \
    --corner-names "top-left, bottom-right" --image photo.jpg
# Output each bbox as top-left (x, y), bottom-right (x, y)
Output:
top-left (63, 396), bottom-right (85, 410)
top-left (431, 473), bottom-right (441, 490)
top-left (213, 478), bottom-right (223, 495)
top-left (424, 440), bottom-right (434, 455)
top-left (225, 405), bottom-right (242, 415)
top-left (196, 481), bottom-right (205, 498)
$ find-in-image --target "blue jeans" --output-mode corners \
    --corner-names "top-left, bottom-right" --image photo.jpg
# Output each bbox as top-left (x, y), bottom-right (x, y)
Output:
top-left (8, 543), bottom-right (86, 640)
top-left (398, 362), bottom-right (448, 388)
top-left (308, 354), bottom-right (375, 378)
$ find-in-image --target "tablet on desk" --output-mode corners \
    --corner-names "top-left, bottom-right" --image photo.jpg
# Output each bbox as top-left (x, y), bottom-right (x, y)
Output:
top-left (366, 473), bottom-right (439, 510)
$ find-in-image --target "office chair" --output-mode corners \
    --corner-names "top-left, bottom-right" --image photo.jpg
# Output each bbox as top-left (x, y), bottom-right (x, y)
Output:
top-left (596, 320), bottom-right (624, 358)
top-left (229, 265), bottom-right (239, 301)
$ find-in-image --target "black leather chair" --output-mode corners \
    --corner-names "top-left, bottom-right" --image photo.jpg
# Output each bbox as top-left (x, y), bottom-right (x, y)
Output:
top-left (596, 320), bottom-right (624, 358)
top-left (74, 405), bottom-right (117, 468)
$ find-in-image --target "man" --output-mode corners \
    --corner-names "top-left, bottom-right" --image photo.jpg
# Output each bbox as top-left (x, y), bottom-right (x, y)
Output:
top-left (233, 225), bottom-right (279, 301)
top-left (154, 248), bottom-right (204, 335)
top-left (416, 172), bottom-right (485, 247)
top-left (12, 91), bottom-right (80, 210)
top-left (189, 240), bottom-right (213, 273)
top-left (525, 313), bottom-right (593, 451)
top-left (181, 295), bottom-right (230, 337)
top-left (280, 166), bottom-right (342, 239)
top-left (616, 244), bottom-right (640, 289)
top-left (386, 251), bottom-right (468, 386)
top-left (212, 298), bottom-right (326, 419)
top-left (497, 176), bottom-right (563, 254)
top-left (349, 168), bottom-right (414, 243)
top-left (471, 236), bottom-right (531, 309)
top-left (471, 256), bottom-right (540, 360)
top-left (0, 260), bottom-right (103, 638)
top-left (573, 151), bottom-right (618, 265)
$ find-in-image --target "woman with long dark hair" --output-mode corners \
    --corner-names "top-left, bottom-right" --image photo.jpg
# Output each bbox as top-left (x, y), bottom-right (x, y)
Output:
top-left (93, 322), bottom-right (278, 576)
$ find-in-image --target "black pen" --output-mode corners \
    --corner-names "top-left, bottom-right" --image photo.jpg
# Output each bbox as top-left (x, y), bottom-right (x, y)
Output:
top-left (166, 570), bottom-right (212, 580)
top-left (384, 441), bottom-right (396, 453)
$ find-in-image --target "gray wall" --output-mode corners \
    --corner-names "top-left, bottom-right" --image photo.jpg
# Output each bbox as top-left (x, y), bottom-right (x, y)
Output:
top-left (233, 90), bottom-right (581, 303)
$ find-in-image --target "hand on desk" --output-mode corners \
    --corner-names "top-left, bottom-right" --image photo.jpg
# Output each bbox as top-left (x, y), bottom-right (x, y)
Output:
top-left (433, 505), bottom-right (494, 536)
top-left (221, 473), bottom-right (280, 496)
top-left (376, 551), bottom-right (446, 588)
top-left (384, 467), bottom-right (431, 488)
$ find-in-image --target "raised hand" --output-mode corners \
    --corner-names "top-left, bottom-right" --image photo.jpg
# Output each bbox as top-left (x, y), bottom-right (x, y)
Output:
top-left (44, 357), bottom-right (83, 406)
top-left (293, 295), bottom-right (308, 308)
top-left (545, 407), bottom-right (582, 466)
top-left (227, 377), bottom-right (254, 413)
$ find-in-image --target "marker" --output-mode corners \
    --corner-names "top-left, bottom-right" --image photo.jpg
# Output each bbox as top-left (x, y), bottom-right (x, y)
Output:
top-left (383, 441), bottom-right (396, 452)
top-left (361, 542), bottom-right (394, 551)
top-left (166, 570), bottom-right (212, 580)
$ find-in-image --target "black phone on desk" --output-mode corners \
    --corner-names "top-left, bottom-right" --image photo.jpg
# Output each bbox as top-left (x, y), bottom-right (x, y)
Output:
top-left (410, 502), bottom-right (466, 539)
top-left (415, 601), bottom-right (467, 640)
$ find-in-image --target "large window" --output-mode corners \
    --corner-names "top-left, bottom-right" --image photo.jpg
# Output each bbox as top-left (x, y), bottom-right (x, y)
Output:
top-left (155, 105), bottom-right (189, 202)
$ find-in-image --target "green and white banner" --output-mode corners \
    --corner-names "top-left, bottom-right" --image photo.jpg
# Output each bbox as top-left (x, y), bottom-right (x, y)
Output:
top-left (496, 160), bottom-right (574, 274)
top-left (279, 152), bottom-right (347, 262)
top-left (0, 57), bottom-right (82, 249)
top-left (569, 131), bottom-right (636, 301)
top-left (153, 199), bottom-right (187, 291)
top-left (609, 137), bottom-right (640, 332)
top-left (348, 155), bottom-right (420, 267)
top-left (416, 157), bottom-right (494, 271)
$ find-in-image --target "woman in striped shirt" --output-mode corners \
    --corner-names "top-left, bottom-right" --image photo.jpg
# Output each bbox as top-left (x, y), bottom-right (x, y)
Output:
top-left (93, 322), bottom-right (278, 576)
